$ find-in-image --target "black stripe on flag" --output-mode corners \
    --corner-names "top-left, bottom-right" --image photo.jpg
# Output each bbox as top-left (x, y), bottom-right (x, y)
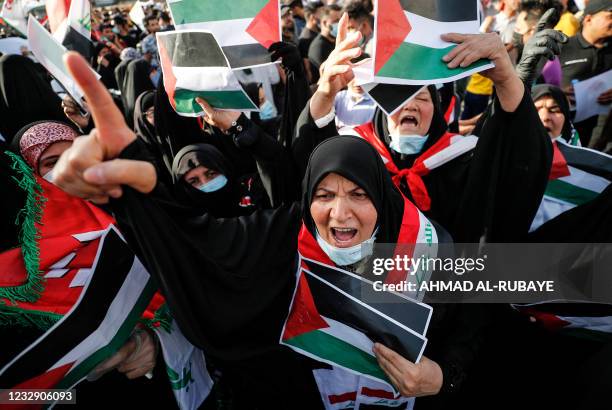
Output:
top-left (222, 43), bottom-right (272, 69)
top-left (0, 230), bottom-right (133, 387)
top-left (62, 26), bottom-right (92, 61)
top-left (303, 269), bottom-right (427, 363)
top-left (399, 0), bottom-right (477, 22)
top-left (557, 142), bottom-right (612, 181)
top-left (303, 259), bottom-right (431, 335)
top-left (366, 83), bottom-right (423, 116)
top-left (159, 31), bottom-right (228, 68)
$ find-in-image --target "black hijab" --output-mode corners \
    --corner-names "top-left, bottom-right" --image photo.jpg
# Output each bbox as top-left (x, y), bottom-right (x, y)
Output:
top-left (171, 144), bottom-right (246, 217)
top-left (531, 84), bottom-right (574, 144)
top-left (122, 59), bottom-right (154, 128)
top-left (133, 90), bottom-right (156, 145)
top-left (0, 55), bottom-right (65, 143)
top-left (372, 85), bottom-right (449, 169)
top-left (302, 135), bottom-right (405, 244)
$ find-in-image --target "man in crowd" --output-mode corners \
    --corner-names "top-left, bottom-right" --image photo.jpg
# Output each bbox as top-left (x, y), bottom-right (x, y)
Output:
top-left (344, 0), bottom-right (374, 55)
top-left (308, 4), bottom-right (342, 72)
top-left (299, 1), bottom-right (324, 83)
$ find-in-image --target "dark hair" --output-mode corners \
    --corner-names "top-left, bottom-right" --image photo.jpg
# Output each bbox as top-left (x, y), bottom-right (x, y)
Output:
top-left (144, 14), bottom-right (158, 27)
top-left (321, 4), bottom-right (342, 18)
top-left (159, 12), bottom-right (172, 23)
top-left (99, 23), bottom-right (113, 31)
top-left (519, 0), bottom-right (563, 25)
top-left (343, 1), bottom-right (373, 26)
top-left (304, 3), bottom-right (323, 19)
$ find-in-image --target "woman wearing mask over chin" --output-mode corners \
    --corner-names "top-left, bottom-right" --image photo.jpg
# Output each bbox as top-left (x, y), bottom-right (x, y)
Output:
top-left (295, 13), bottom-right (552, 244)
top-left (171, 143), bottom-right (274, 217)
top-left (12, 121), bottom-right (79, 183)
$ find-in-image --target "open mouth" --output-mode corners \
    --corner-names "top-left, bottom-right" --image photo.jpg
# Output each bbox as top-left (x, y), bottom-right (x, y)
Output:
top-left (400, 115), bottom-right (418, 128)
top-left (331, 227), bottom-right (358, 243)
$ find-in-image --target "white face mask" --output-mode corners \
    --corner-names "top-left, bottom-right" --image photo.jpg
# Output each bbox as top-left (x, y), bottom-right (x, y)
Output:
top-left (315, 228), bottom-right (378, 266)
top-left (43, 169), bottom-right (54, 183)
top-left (389, 134), bottom-right (429, 155)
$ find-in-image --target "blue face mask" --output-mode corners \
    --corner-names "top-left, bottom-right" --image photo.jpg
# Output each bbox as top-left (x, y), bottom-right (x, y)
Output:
top-left (197, 175), bottom-right (228, 193)
top-left (315, 228), bottom-right (377, 266)
top-left (330, 22), bottom-right (339, 38)
top-left (389, 134), bottom-right (429, 155)
top-left (259, 100), bottom-right (277, 120)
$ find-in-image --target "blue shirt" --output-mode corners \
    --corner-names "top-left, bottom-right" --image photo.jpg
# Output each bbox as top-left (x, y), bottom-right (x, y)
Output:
top-left (334, 90), bottom-right (377, 129)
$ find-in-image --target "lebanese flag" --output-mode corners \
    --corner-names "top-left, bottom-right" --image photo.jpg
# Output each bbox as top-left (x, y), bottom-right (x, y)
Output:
top-left (167, 0), bottom-right (280, 68)
top-left (374, 0), bottom-right (493, 85)
top-left (530, 139), bottom-right (612, 232)
top-left (157, 30), bottom-right (258, 116)
top-left (281, 257), bottom-right (432, 387)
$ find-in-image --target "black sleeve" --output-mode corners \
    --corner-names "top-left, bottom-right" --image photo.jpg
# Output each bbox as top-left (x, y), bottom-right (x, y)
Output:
top-left (278, 52), bottom-right (311, 149)
top-left (292, 99), bottom-right (340, 182)
top-left (452, 87), bottom-right (553, 242)
top-left (111, 139), bottom-right (302, 361)
top-left (233, 114), bottom-right (300, 205)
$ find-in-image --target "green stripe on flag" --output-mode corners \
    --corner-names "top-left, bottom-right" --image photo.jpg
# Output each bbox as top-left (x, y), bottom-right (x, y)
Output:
top-left (170, 0), bottom-right (268, 24)
top-left (377, 42), bottom-right (489, 81)
top-left (175, 89), bottom-right (256, 112)
top-left (545, 179), bottom-right (599, 206)
top-left (54, 278), bottom-right (157, 392)
top-left (284, 330), bottom-right (390, 384)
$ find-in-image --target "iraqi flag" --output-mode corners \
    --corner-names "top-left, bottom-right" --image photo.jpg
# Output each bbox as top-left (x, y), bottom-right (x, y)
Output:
top-left (373, 0), bottom-right (493, 85)
top-left (157, 30), bottom-right (258, 116)
top-left (513, 302), bottom-right (612, 342)
top-left (530, 139), bottom-right (612, 232)
top-left (167, 0), bottom-right (280, 69)
top-left (281, 257), bottom-right (432, 388)
top-left (52, 0), bottom-right (92, 60)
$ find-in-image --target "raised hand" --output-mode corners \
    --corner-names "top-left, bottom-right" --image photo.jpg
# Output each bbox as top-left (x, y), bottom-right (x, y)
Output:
top-left (54, 52), bottom-right (157, 203)
top-left (195, 97), bottom-right (242, 132)
top-left (310, 12), bottom-right (362, 120)
top-left (515, 9), bottom-right (568, 87)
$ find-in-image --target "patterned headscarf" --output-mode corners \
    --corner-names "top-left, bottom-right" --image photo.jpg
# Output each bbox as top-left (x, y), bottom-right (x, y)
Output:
top-left (18, 121), bottom-right (78, 172)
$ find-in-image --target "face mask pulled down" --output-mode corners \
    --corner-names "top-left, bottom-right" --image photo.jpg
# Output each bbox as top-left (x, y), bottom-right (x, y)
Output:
top-left (316, 228), bottom-right (378, 266)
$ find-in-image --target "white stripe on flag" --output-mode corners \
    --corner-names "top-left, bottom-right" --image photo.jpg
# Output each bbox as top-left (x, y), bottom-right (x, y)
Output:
top-left (174, 18), bottom-right (256, 47)
top-left (173, 66), bottom-right (242, 91)
top-left (319, 316), bottom-right (375, 355)
top-left (560, 315), bottom-right (612, 333)
top-left (558, 166), bottom-right (611, 194)
top-left (50, 230), bottom-right (151, 371)
top-left (422, 135), bottom-right (478, 171)
top-left (404, 11), bottom-right (479, 49)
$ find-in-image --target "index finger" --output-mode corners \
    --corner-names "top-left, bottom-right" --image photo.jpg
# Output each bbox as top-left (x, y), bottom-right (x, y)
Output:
top-left (535, 8), bottom-right (558, 32)
top-left (63, 52), bottom-right (126, 138)
top-left (336, 12), bottom-right (349, 47)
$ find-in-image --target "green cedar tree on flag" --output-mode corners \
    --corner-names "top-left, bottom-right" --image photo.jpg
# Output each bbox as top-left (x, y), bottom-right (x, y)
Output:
top-left (167, 0), bottom-right (280, 69)
top-left (157, 30), bottom-right (258, 117)
top-left (373, 0), bottom-right (493, 84)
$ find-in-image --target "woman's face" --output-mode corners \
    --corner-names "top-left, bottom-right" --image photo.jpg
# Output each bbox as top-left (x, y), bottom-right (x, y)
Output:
top-left (38, 141), bottom-right (73, 176)
top-left (145, 106), bottom-right (155, 126)
top-left (535, 96), bottom-right (565, 139)
top-left (183, 165), bottom-right (221, 188)
top-left (310, 173), bottom-right (378, 249)
top-left (387, 89), bottom-right (434, 137)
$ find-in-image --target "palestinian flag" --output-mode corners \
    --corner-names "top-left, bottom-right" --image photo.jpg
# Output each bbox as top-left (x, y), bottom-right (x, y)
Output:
top-left (167, 0), bottom-right (280, 69)
top-left (374, 0), bottom-right (493, 85)
top-left (281, 257), bottom-right (431, 387)
top-left (530, 139), bottom-right (612, 232)
top-left (53, 0), bottom-right (92, 60)
top-left (157, 30), bottom-right (258, 116)
top-left (0, 227), bottom-right (156, 404)
top-left (513, 302), bottom-right (612, 342)
top-left (27, 16), bottom-right (99, 109)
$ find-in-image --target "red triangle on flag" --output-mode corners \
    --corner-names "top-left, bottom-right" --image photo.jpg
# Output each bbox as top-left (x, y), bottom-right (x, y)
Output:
top-left (246, 0), bottom-right (280, 49)
top-left (549, 141), bottom-right (571, 180)
top-left (375, 0), bottom-right (411, 74)
top-left (13, 362), bottom-right (74, 390)
top-left (282, 269), bottom-right (329, 341)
